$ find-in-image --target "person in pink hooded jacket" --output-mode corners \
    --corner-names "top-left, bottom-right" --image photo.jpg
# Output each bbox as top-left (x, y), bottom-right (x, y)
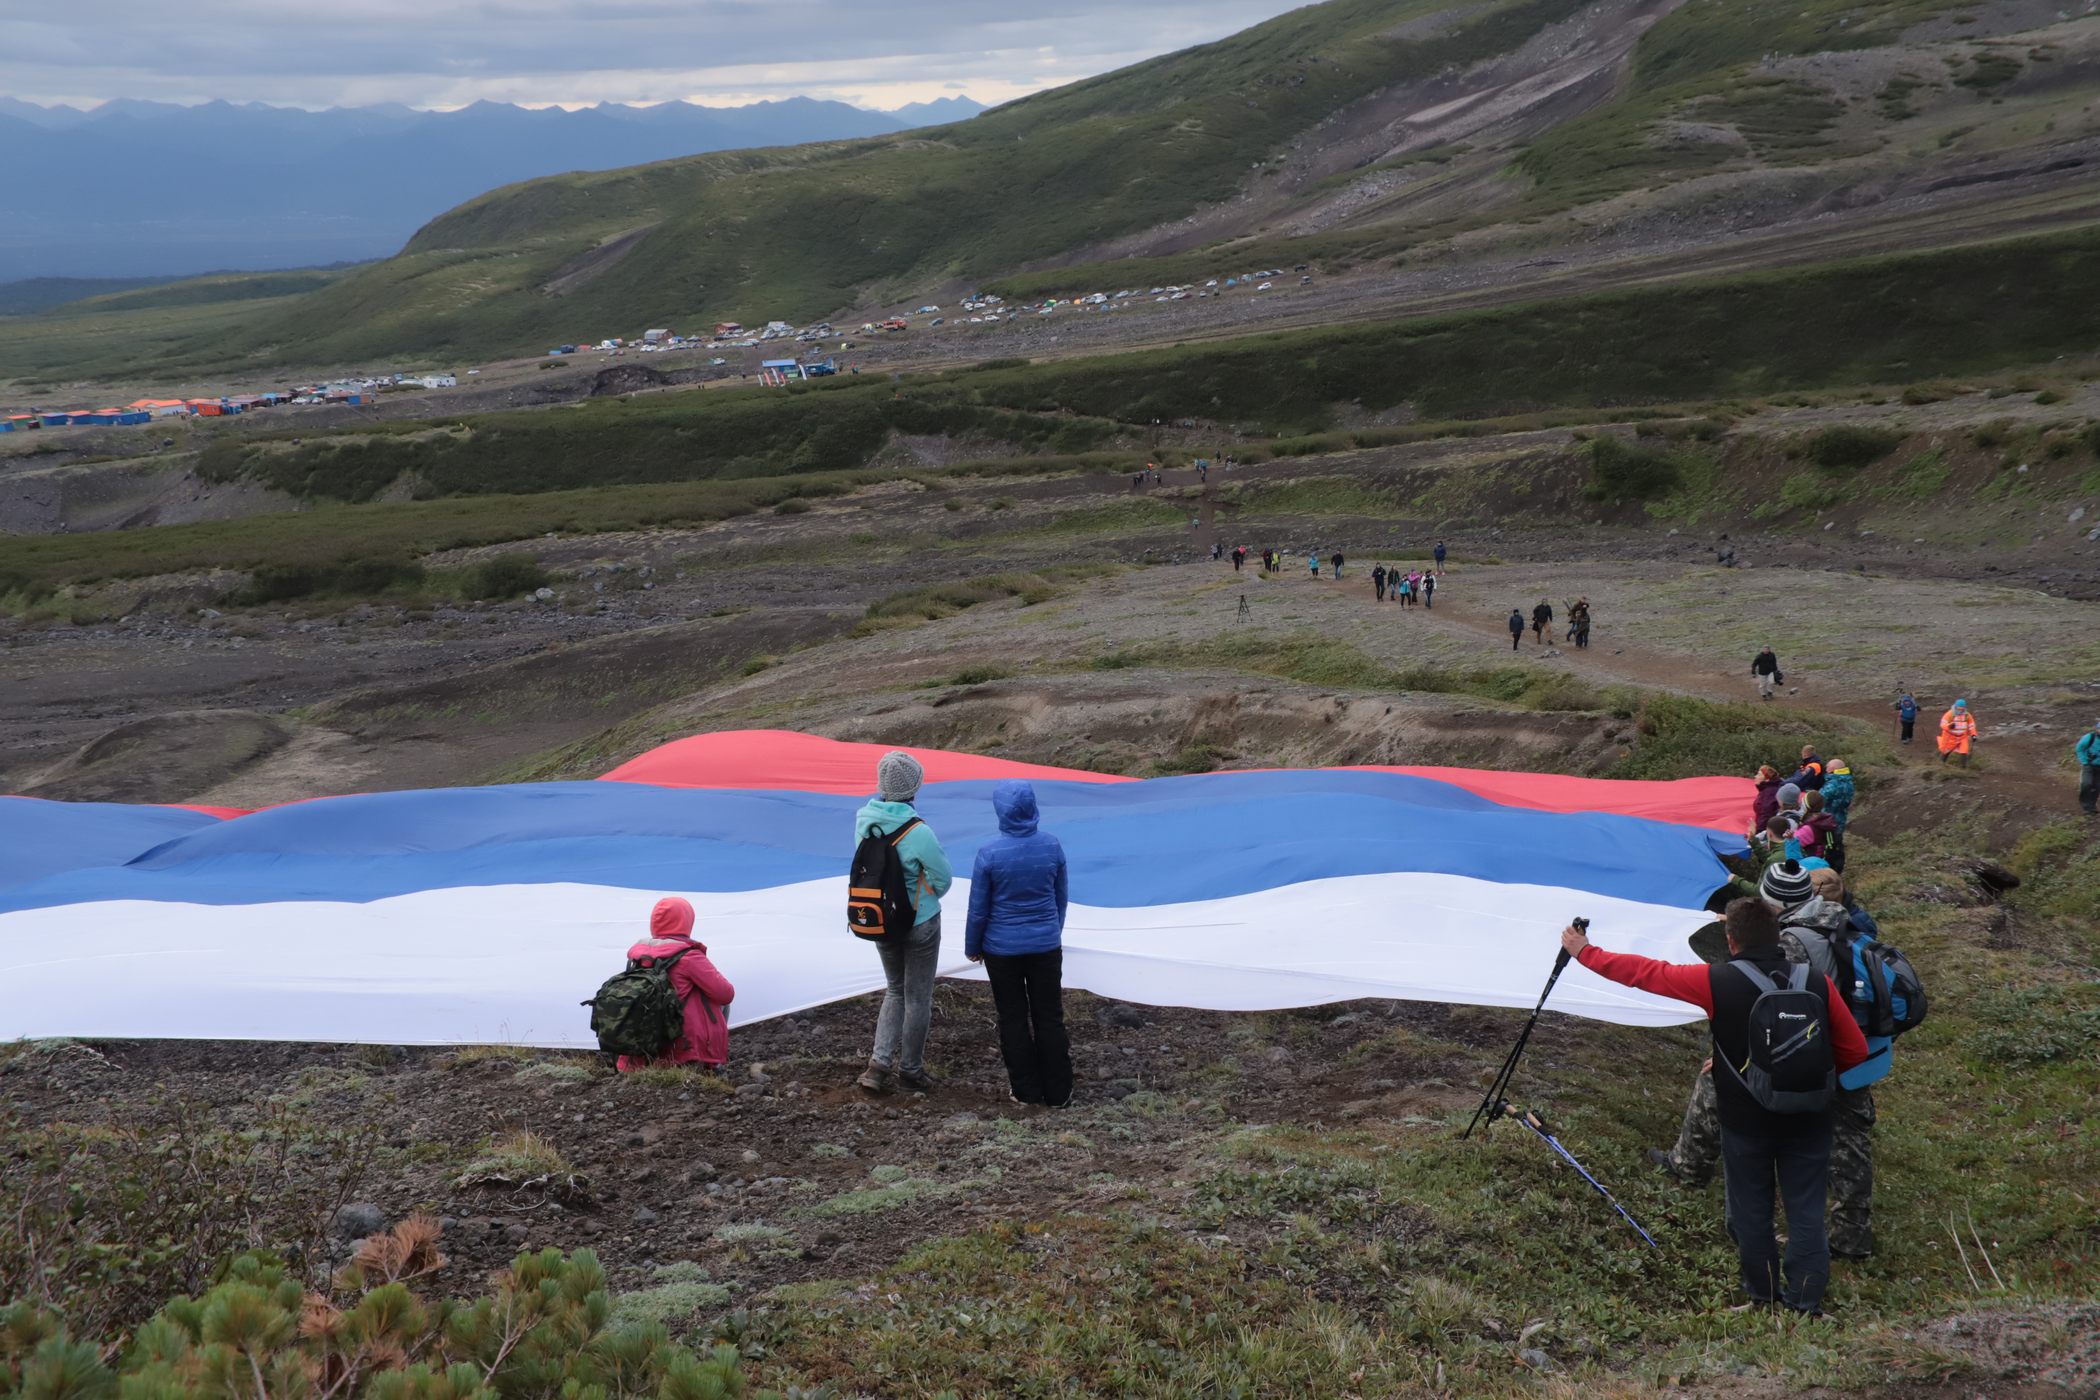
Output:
top-left (616, 897), bottom-right (736, 1073)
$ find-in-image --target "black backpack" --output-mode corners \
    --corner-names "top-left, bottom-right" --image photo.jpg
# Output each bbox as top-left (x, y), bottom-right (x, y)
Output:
top-left (1721, 961), bottom-right (1835, 1114)
top-left (847, 817), bottom-right (923, 941)
top-left (582, 947), bottom-right (693, 1058)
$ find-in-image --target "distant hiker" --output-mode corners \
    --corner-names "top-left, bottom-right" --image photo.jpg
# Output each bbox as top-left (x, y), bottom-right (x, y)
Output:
top-left (1388, 574), bottom-right (1405, 605)
top-left (2080, 721), bottom-right (2100, 816)
top-left (1421, 571), bottom-right (1437, 609)
top-left (1331, 552), bottom-right (1345, 580)
top-left (1531, 598), bottom-right (1553, 644)
top-left (1209, 540), bottom-right (1222, 560)
top-left (1406, 570), bottom-right (1422, 607)
top-left (1507, 608), bottom-right (1525, 651)
top-left (1895, 692), bottom-right (1918, 744)
top-left (853, 752), bottom-right (953, 1094)
top-left (1751, 765), bottom-right (1785, 832)
top-left (1372, 564), bottom-right (1388, 601)
top-left (613, 898), bottom-right (736, 1074)
top-left (1937, 700), bottom-right (1978, 767)
top-left (1752, 646), bottom-right (1783, 701)
top-left (1232, 546), bottom-right (1246, 573)
top-left (1567, 901), bottom-right (1866, 1315)
top-left (1434, 540), bottom-right (1447, 569)
top-left (1821, 759), bottom-right (1855, 832)
top-left (1789, 746), bottom-right (1826, 793)
top-left (964, 781), bottom-right (1073, 1108)
top-left (1570, 597), bottom-right (1591, 648)
top-left (1309, 553), bottom-right (1320, 579)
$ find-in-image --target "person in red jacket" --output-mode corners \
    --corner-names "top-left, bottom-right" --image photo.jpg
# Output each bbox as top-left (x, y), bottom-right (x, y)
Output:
top-left (1561, 900), bottom-right (1867, 1315)
top-left (616, 897), bottom-right (736, 1073)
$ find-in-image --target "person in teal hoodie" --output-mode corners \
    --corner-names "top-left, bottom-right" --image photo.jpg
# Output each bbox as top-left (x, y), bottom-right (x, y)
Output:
top-left (854, 751), bottom-right (953, 1094)
top-left (1821, 759), bottom-right (1856, 831)
top-left (2078, 720), bottom-right (2100, 816)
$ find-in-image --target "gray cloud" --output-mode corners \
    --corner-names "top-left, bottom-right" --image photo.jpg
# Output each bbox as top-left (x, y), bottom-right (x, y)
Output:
top-left (1, 2), bottom-right (1310, 110)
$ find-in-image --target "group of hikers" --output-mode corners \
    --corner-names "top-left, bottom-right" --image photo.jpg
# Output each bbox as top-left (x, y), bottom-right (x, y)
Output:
top-left (1572, 740), bottom-right (1925, 1316)
top-left (1231, 539), bottom-right (1455, 589)
top-left (1505, 596), bottom-right (1592, 650)
top-left (596, 752), bottom-right (1075, 1108)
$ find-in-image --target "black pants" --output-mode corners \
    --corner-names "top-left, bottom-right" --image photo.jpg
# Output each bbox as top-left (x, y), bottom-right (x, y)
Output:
top-left (1721, 1122), bottom-right (1832, 1313)
top-left (984, 950), bottom-right (1073, 1106)
top-left (1900, 718), bottom-right (1914, 743)
top-left (2082, 763), bottom-right (2099, 814)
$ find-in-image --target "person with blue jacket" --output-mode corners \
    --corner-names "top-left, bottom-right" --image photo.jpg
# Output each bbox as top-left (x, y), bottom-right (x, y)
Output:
top-left (2077, 720), bottom-right (2100, 816)
top-left (854, 752), bottom-right (953, 1095)
top-left (964, 781), bottom-right (1073, 1107)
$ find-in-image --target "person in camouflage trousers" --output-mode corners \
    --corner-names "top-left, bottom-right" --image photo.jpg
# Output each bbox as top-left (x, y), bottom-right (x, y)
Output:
top-left (1655, 1064), bottom-right (1877, 1258)
top-left (1648, 859), bottom-right (1882, 1258)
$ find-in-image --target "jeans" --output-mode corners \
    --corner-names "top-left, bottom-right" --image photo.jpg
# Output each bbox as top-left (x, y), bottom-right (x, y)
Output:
top-left (2081, 763), bottom-right (2098, 814)
top-left (872, 914), bottom-right (941, 1076)
top-left (1721, 1122), bottom-right (1833, 1313)
top-left (984, 949), bottom-right (1073, 1106)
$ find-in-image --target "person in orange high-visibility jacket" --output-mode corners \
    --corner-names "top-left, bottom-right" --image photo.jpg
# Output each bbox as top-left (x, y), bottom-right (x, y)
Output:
top-left (1938, 699), bottom-right (1979, 767)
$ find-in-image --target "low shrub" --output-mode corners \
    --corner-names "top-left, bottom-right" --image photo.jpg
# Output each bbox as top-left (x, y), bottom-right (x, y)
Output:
top-left (0, 1245), bottom-right (774, 1400)
top-left (1584, 436), bottom-right (1681, 503)
top-left (1805, 424), bottom-right (1904, 469)
top-left (461, 553), bottom-right (549, 599)
top-left (239, 557), bottom-right (425, 604)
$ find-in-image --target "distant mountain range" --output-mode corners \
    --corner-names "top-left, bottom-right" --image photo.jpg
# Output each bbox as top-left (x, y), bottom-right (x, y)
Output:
top-left (0, 95), bottom-right (986, 281)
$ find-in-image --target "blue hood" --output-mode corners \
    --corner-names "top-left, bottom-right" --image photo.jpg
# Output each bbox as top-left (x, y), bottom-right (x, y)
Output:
top-left (994, 780), bottom-right (1039, 837)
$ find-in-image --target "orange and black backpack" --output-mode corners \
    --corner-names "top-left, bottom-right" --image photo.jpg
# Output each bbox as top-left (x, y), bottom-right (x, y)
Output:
top-left (847, 818), bottom-right (923, 940)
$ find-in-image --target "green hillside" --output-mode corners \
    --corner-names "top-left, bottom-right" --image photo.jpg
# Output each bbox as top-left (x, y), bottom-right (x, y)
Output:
top-left (214, 0), bottom-right (1593, 362)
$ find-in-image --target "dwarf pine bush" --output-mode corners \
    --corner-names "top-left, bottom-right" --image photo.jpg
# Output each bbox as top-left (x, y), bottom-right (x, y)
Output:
top-left (0, 1241), bottom-right (776, 1400)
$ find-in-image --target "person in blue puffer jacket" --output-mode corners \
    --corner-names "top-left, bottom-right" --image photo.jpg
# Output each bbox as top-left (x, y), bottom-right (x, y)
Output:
top-left (964, 781), bottom-right (1073, 1106)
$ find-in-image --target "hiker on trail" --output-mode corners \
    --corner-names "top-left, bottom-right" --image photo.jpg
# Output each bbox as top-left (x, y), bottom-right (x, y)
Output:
top-left (1895, 692), bottom-right (1918, 745)
top-left (1372, 564), bottom-right (1387, 601)
top-left (614, 897), bottom-right (736, 1074)
top-left (2079, 721), bottom-right (2100, 816)
top-left (1422, 572), bottom-right (1437, 610)
top-left (1507, 608), bottom-right (1525, 650)
top-left (1569, 898), bottom-right (1866, 1314)
top-left (1751, 765), bottom-right (1785, 832)
top-left (1434, 540), bottom-right (1447, 569)
top-left (1405, 570), bottom-right (1421, 607)
top-left (1531, 599), bottom-right (1553, 644)
top-left (1651, 864), bottom-right (1892, 1262)
top-left (1570, 597), bottom-right (1591, 648)
top-left (1331, 551), bottom-right (1345, 580)
top-left (1937, 700), bottom-right (1979, 767)
top-left (1310, 553), bottom-right (1321, 579)
top-left (1752, 646), bottom-right (1783, 701)
top-left (1789, 746), bottom-right (1826, 793)
top-left (964, 781), bottom-right (1073, 1108)
top-left (1232, 545), bottom-right (1246, 573)
top-left (855, 752), bottom-right (953, 1094)
top-left (1794, 791), bottom-right (1839, 865)
top-left (1209, 541), bottom-right (1222, 560)
top-left (1821, 759), bottom-right (1855, 832)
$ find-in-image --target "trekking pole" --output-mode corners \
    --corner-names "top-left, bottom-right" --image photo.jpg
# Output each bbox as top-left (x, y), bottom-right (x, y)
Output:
top-left (1502, 1103), bottom-right (1660, 1248)
top-left (1463, 921), bottom-right (1584, 1140)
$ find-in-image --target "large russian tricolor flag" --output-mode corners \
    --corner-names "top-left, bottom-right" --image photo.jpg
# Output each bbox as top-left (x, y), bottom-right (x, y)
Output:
top-left (0, 731), bottom-right (1751, 1045)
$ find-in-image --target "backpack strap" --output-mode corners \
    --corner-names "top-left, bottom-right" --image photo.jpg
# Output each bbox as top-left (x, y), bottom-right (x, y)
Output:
top-left (886, 817), bottom-right (924, 847)
top-left (1730, 959), bottom-right (1780, 994)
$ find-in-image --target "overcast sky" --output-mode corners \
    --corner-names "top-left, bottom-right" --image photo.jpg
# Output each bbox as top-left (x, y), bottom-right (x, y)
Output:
top-left (3, 1), bottom-right (1313, 111)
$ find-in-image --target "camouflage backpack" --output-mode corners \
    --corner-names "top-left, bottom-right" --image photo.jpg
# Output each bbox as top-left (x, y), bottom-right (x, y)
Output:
top-left (582, 948), bottom-right (693, 1057)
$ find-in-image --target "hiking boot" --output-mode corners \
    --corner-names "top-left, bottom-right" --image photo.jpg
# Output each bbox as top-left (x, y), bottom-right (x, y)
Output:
top-left (856, 1061), bottom-right (896, 1094)
top-left (1831, 1245), bottom-right (1874, 1261)
top-left (897, 1068), bottom-right (937, 1093)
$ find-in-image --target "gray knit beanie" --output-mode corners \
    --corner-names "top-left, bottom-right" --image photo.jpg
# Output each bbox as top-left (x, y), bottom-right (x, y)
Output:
top-left (876, 750), bottom-right (925, 803)
top-left (1776, 782), bottom-right (1801, 809)
top-left (1759, 859), bottom-right (1814, 911)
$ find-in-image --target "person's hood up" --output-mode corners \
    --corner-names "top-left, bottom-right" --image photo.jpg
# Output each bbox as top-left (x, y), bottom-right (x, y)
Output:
top-left (651, 896), bottom-right (695, 940)
top-left (993, 780), bottom-right (1040, 837)
top-left (1784, 895), bottom-right (1851, 934)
